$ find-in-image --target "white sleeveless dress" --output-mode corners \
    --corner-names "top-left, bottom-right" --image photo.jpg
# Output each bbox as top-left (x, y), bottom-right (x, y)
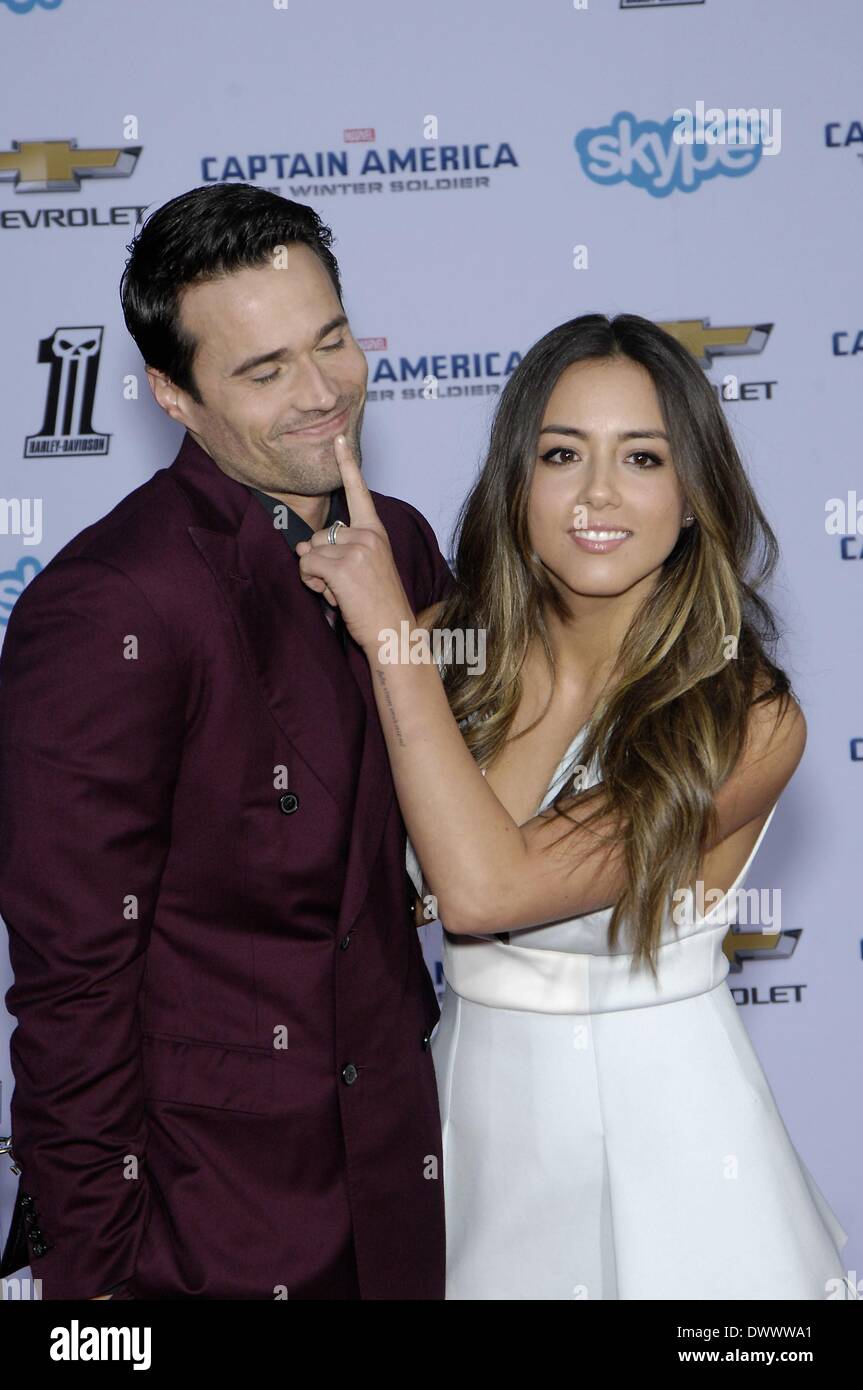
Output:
top-left (406, 722), bottom-right (849, 1300)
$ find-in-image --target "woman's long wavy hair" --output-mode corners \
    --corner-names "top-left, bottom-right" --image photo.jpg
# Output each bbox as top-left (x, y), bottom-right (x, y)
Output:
top-left (435, 313), bottom-right (793, 976)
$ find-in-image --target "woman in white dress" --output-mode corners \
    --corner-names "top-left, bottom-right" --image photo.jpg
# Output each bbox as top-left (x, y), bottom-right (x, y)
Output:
top-left (295, 312), bottom-right (850, 1300)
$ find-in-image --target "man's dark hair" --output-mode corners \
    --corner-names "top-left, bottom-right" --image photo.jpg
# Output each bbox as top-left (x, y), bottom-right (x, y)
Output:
top-left (120, 183), bottom-right (344, 403)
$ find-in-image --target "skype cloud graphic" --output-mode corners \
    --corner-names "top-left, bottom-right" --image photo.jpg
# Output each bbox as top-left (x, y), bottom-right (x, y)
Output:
top-left (574, 110), bottom-right (764, 197)
top-left (0, 0), bottom-right (63, 12)
top-left (0, 557), bottom-right (42, 626)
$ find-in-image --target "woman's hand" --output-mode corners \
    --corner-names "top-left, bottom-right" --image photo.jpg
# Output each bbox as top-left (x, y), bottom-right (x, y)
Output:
top-left (295, 434), bottom-right (415, 653)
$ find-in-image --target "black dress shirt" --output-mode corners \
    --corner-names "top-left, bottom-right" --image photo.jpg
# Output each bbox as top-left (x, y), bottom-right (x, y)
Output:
top-left (248, 486), bottom-right (348, 651)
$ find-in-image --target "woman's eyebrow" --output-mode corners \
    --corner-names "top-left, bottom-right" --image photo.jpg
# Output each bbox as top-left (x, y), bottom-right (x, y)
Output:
top-left (539, 425), bottom-right (669, 440)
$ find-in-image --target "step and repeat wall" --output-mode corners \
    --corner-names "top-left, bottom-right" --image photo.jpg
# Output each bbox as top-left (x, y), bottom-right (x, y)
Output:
top-left (1, 0), bottom-right (860, 1287)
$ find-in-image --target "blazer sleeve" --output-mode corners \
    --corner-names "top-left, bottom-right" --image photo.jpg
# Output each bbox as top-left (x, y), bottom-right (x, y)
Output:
top-left (0, 556), bottom-right (186, 1298)
top-left (398, 500), bottom-right (457, 612)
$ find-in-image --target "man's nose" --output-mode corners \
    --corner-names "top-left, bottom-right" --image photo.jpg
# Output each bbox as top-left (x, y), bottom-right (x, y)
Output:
top-left (289, 354), bottom-right (340, 413)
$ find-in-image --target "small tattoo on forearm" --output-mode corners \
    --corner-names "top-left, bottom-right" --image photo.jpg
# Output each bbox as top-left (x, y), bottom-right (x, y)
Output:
top-left (374, 668), bottom-right (407, 747)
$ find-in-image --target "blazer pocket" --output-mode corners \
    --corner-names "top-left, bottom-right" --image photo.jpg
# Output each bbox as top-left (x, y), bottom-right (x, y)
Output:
top-left (141, 1033), bottom-right (278, 1117)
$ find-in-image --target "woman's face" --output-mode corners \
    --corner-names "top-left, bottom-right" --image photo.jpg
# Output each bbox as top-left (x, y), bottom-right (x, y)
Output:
top-left (527, 355), bottom-right (692, 604)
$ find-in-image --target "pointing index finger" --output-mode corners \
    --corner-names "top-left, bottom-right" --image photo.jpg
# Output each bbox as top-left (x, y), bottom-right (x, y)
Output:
top-left (334, 433), bottom-right (378, 528)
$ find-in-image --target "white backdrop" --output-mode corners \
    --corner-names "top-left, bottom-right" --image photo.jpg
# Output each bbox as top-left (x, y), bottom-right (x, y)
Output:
top-left (1, 0), bottom-right (860, 1290)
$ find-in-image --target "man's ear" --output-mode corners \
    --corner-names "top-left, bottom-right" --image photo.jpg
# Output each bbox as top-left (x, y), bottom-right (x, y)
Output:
top-left (146, 366), bottom-right (193, 426)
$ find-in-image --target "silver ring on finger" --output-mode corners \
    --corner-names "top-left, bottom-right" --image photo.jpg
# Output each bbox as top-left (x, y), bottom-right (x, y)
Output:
top-left (327, 519), bottom-right (347, 545)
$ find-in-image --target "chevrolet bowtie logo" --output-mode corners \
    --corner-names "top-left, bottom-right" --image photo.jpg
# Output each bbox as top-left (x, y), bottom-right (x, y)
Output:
top-left (0, 139), bottom-right (142, 192)
top-left (723, 926), bottom-right (800, 973)
top-left (657, 318), bottom-right (773, 366)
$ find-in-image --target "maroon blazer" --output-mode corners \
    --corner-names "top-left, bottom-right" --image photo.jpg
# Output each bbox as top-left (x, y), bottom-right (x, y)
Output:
top-left (0, 431), bottom-right (455, 1299)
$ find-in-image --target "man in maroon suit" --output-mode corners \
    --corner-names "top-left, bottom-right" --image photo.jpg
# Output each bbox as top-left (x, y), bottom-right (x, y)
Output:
top-left (0, 184), bottom-right (454, 1299)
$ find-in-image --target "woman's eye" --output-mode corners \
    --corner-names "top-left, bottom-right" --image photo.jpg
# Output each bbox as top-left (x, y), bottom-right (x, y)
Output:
top-left (540, 447), bottom-right (578, 465)
top-left (320, 338), bottom-right (345, 352)
top-left (253, 370), bottom-right (279, 385)
top-left (540, 446), bottom-right (664, 467)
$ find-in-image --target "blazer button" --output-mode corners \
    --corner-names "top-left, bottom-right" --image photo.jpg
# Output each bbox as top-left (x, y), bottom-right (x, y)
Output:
top-left (421, 1030), bottom-right (432, 1050)
top-left (339, 933), bottom-right (352, 951)
top-left (341, 1063), bottom-right (358, 1085)
top-left (278, 792), bottom-right (299, 815)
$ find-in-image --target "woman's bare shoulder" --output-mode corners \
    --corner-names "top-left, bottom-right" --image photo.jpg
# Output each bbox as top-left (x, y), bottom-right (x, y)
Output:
top-left (714, 684), bottom-right (807, 840)
top-left (746, 682), bottom-right (807, 774)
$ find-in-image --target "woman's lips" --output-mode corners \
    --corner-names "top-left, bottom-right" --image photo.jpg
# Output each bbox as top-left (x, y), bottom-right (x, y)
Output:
top-left (568, 528), bottom-right (633, 554)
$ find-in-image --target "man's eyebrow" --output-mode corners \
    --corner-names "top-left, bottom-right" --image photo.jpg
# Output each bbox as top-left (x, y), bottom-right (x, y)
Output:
top-left (229, 315), bottom-right (349, 378)
top-left (538, 426), bottom-right (669, 441)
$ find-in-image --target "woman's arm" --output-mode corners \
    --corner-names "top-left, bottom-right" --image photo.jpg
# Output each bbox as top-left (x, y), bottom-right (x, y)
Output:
top-left (297, 438), bottom-right (806, 937)
top-left (363, 633), bottom-right (805, 935)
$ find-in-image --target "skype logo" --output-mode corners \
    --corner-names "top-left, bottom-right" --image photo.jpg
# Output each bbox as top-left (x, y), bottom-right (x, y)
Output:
top-left (574, 110), bottom-right (763, 198)
top-left (0, 0), bottom-right (63, 12)
top-left (0, 556), bottom-right (42, 625)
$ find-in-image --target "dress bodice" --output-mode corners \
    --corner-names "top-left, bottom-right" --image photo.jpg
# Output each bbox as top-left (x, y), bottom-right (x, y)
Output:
top-left (406, 721), bottom-right (779, 1014)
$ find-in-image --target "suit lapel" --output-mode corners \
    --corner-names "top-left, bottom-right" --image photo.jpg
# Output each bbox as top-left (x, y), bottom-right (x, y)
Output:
top-left (172, 433), bottom-right (395, 933)
top-left (188, 501), bottom-right (360, 814)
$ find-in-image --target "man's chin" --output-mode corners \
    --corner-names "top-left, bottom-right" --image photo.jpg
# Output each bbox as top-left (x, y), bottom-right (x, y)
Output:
top-left (280, 435), bottom-right (362, 470)
top-left (264, 456), bottom-right (344, 498)
top-left (266, 419), bottom-right (362, 486)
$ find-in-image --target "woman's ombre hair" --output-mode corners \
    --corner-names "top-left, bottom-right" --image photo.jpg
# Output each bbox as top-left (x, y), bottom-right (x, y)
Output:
top-left (435, 313), bottom-right (793, 975)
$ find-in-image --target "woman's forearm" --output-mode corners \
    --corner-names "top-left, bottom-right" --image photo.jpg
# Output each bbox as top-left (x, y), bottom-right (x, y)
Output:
top-left (363, 614), bottom-right (528, 933)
